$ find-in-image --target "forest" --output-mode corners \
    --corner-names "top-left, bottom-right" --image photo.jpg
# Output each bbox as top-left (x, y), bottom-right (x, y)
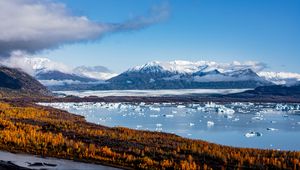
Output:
top-left (0, 101), bottom-right (299, 169)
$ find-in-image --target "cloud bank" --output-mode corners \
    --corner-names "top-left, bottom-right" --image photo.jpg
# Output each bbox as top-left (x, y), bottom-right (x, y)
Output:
top-left (0, 52), bottom-right (72, 75)
top-left (0, 0), bottom-right (170, 57)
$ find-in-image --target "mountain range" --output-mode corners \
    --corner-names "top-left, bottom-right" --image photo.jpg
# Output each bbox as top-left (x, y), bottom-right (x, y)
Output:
top-left (102, 61), bottom-right (271, 90)
top-left (22, 57), bottom-right (116, 86)
top-left (3, 58), bottom-right (300, 91)
top-left (1, 58), bottom-right (300, 100)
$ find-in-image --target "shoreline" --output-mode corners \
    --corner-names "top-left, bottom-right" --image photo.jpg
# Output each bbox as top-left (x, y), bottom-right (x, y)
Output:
top-left (0, 150), bottom-right (121, 170)
top-left (3, 94), bottom-right (300, 105)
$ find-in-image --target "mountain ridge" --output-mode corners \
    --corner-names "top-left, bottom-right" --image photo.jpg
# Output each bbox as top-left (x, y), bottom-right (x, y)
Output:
top-left (0, 65), bottom-right (52, 97)
top-left (3, 58), bottom-right (300, 90)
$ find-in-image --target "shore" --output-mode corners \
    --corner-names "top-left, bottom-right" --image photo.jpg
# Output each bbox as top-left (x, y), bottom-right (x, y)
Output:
top-left (0, 151), bottom-right (119, 170)
top-left (3, 94), bottom-right (300, 106)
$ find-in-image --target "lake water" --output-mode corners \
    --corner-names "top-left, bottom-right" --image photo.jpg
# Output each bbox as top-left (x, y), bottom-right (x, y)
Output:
top-left (39, 102), bottom-right (300, 151)
top-left (54, 89), bottom-right (250, 97)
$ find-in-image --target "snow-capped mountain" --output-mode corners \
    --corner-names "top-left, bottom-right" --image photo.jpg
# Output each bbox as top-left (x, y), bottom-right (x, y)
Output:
top-left (258, 72), bottom-right (300, 85)
top-left (127, 60), bottom-right (266, 74)
top-left (5, 57), bottom-right (116, 86)
top-left (103, 61), bottom-right (272, 90)
top-left (3, 57), bottom-right (300, 90)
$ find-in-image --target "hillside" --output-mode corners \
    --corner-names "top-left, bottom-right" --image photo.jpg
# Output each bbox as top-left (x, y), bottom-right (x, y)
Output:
top-left (230, 84), bottom-right (300, 97)
top-left (0, 66), bottom-right (51, 97)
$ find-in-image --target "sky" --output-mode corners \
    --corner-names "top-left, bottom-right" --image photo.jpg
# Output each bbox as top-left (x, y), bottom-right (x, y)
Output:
top-left (1, 0), bottom-right (300, 73)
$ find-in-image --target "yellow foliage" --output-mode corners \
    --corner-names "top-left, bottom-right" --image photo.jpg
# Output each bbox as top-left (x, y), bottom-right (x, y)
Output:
top-left (0, 102), bottom-right (299, 169)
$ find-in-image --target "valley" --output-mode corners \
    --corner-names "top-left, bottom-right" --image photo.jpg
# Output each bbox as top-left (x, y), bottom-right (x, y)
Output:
top-left (0, 64), bottom-right (300, 169)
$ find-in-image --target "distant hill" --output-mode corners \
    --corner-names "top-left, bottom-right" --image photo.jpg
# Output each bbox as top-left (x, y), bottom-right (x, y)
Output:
top-left (36, 70), bottom-right (98, 84)
top-left (0, 66), bottom-right (51, 97)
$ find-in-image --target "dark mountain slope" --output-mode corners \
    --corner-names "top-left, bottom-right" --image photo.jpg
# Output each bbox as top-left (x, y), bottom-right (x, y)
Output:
top-left (228, 84), bottom-right (300, 98)
top-left (36, 70), bottom-right (98, 82)
top-left (0, 66), bottom-right (52, 97)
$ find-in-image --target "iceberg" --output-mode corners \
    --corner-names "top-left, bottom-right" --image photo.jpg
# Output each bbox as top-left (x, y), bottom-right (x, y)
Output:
top-left (245, 131), bottom-right (263, 138)
top-left (266, 128), bottom-right (278, 131)
top-left (163, 114), bottom-right (174, 118)
top-left (156, 123), bottom-right (162, 127)
top-left (177, 105), bottom-right (186, 108)
top-left (189, 123), bottom-right (195, 126)
top-left (207, 121), bottom-right (214, 127)
top-left (149, 107), bottom-right (160, 112)
top-left (217, 106), bottom-right (235, 115)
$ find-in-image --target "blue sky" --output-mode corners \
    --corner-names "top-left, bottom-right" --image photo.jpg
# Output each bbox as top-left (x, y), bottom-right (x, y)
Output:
top-left (40, 0), bottom-right (300, 73)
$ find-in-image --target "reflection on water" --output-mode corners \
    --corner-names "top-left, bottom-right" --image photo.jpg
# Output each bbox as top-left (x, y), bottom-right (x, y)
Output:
top-left (39, 102), bottom-right (300, 151)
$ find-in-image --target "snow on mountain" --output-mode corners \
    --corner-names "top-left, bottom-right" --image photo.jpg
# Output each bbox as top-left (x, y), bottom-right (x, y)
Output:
top-left (124, 60), bottom-right (300, 85)
top-left (3, 56), bottom-right (300, 88)
top-left (127, 60), bottom-right (266, 74)
top-left (258, 72), bottom-right (300, 85)
top-left (74, 66), bottom-right (117, 80)
top-left (15, 57), bottom-right (115, 80)
top-left (190, 69), bottom-right (270, 83)
top-left (1, 57), bottom-right (116, 86)
top-left (106, 60), bottom-right (274, 90)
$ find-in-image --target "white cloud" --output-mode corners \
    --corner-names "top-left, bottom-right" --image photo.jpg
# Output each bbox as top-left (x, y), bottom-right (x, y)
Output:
top-left (0, 0), bottom-right (170, 57)
top-left (0, 53), bottom-right (72, 75)
top-left (1, 55), bottom-right (117, 80)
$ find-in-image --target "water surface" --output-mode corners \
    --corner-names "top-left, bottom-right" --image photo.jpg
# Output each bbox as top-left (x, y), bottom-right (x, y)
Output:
top-left (40, 102), bottom-right (300, 151)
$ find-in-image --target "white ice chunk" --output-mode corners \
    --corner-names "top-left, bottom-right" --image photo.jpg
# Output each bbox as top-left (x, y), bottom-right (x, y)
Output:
top-left (156, 123), bottom-right (162, 127)
top-left (245, 131), bottom-right (263, 138)
top-left (207, 121), bottom-right (214, 127)
top-left (149, 107), bottom-right (160, 112)
top-left (266, 128), bottom-right (278, 131)
top-left (136, 125), bottom-right (143, 129)
top-left (177, 105), bottom-right (186, 108)
top-left (164, 114), bottom-right (174, 118)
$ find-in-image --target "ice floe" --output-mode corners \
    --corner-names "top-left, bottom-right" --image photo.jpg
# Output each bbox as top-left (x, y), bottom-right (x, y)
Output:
top-left (245, 131), bottom-right (263, 138)
top-left (266, 128), bottom-right (278, 131)
top-left (189, 123), bottom-right (195, 127)
top-left (207, 121), bottom-right (214, 127)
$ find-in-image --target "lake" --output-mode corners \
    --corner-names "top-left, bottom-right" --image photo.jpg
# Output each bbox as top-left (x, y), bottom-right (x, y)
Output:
top-left (39, 102), bottom-right (300, 151)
